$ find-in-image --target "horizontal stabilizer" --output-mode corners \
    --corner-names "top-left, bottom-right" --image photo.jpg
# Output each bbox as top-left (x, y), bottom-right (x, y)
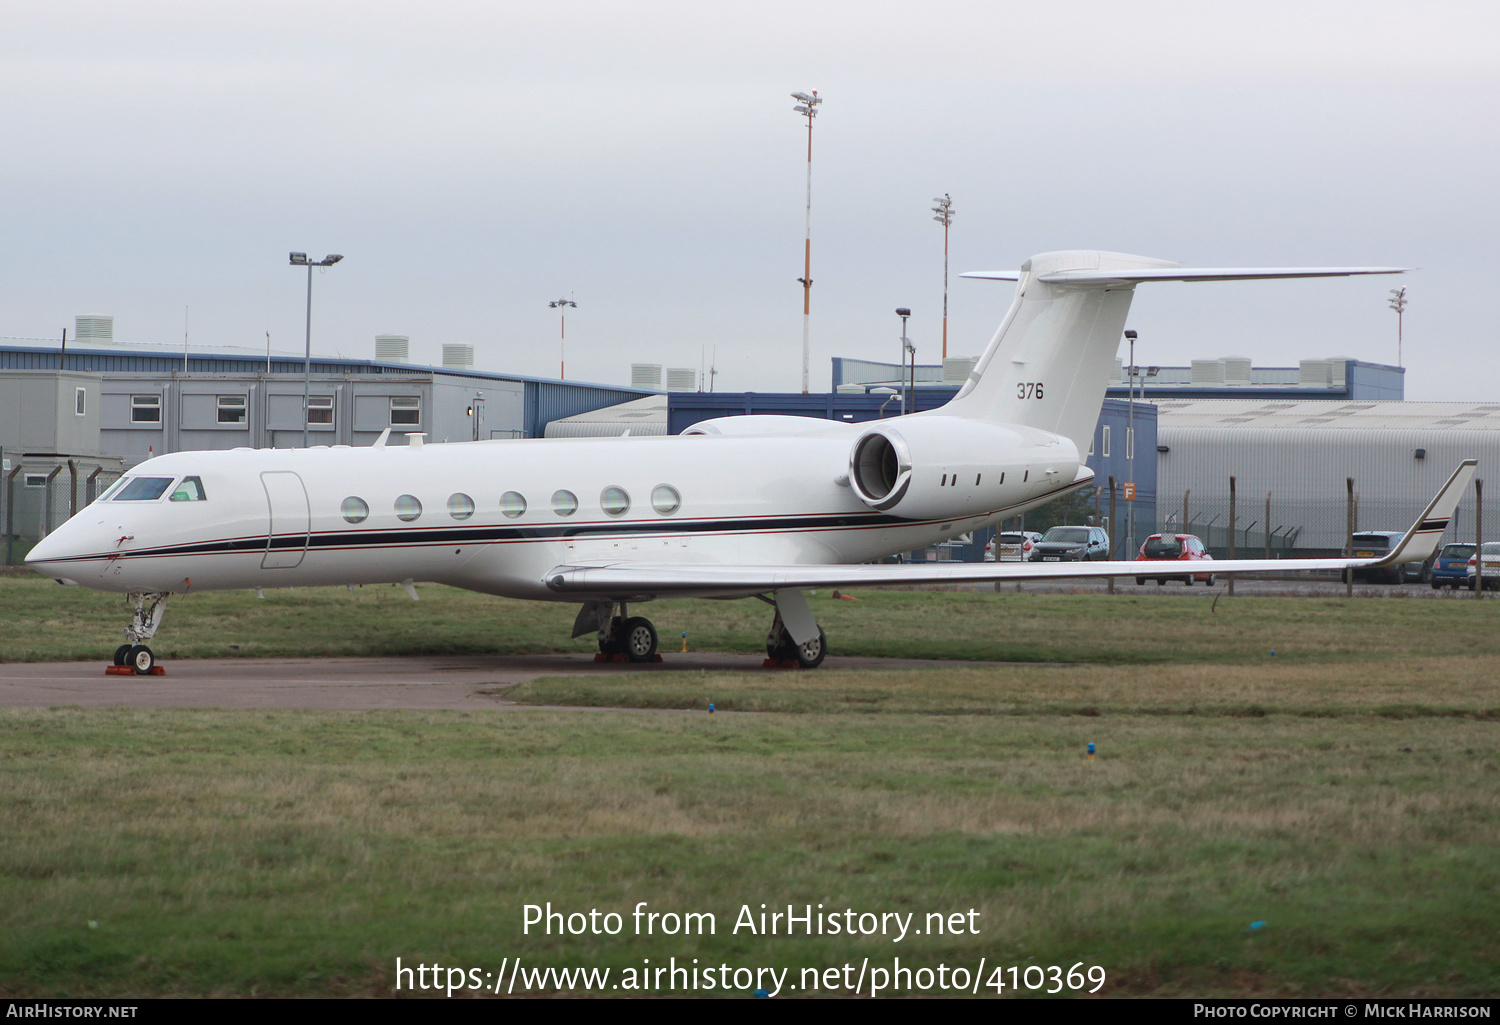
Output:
top-left (961, 267), bottom-right (1406, 285)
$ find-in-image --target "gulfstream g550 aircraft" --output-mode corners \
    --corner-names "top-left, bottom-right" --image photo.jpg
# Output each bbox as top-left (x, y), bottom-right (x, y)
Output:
top-left (27, 250), bottom-right (1470, 674)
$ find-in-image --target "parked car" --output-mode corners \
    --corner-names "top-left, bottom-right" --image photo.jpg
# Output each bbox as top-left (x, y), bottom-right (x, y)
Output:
top-left (1348, 531), bottom-right (1428, 584)
top-left (1430, 543), bottom-right (1475, 589)
top-left (1134, 533), bottom-right (1214, 585)
top-left (985, 530), bottom-right (1042, 562)
top-left (1026, 525), bottom-right (1110, 562)
top-left (1466, 542), bottom-right (1500, 590)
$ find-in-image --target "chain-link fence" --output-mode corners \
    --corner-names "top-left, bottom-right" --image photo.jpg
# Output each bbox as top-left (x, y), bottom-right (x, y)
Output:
top-left (3, 462), bottom-right (123, 565)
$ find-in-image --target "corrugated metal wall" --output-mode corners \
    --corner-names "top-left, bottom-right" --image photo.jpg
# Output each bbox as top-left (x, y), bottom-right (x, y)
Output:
top-left (1157, 427), bottom-right (1496, 551)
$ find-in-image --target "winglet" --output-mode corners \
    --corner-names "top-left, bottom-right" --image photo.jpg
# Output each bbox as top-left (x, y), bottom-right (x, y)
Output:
top-left (1370, 460), bottom-right (1478, 569)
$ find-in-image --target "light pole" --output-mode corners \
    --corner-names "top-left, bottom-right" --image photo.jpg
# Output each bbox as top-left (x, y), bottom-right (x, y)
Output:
top-left (1124, 328), bottom-right (1137, 555)
top-left (549, 298), bottom-right (576, 379)
top-left (289, 252), bottom-right (343, 448)
top-left (1388, 286), bottom-right (1407, 368)
top-left (896, 308), bottom-right (913, 416)
top-left (931, 194), bottom-right (954, 360)
top-left (791, 89), bottom-right (822, 393)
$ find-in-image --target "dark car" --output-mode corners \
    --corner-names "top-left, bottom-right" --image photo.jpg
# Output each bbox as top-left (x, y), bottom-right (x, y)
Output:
top-left (1430, 543), bottom-right (1475, 589)
top-left (1027, 525), bottom-right (1110, 562)
top-left (1134, 532), bottom-right (1214, 585)
top-left (1349, 531), bottom-right (1427, 584)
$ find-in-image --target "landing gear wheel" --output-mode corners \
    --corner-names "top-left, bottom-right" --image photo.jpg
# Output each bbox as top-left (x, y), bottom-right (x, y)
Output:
top-left (793, 627), bottom-right (827, 669)
top-left (622, 617), bottom-right (658, 663)
top-left (128, 645), bottom-right (155, 675)
top-left (1205, 575), bottom-right (1215, 587)
top-left (113, 644), bottom-right (132, 666)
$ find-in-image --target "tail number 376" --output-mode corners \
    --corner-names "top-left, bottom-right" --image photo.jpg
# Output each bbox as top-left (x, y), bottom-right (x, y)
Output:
top-left (1016, 382), bottom-right (1044, 399)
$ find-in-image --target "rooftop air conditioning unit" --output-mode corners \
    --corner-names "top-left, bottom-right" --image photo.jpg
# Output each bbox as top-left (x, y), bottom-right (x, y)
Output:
top-left (631, 363), bottom-right (663, 389)
top-left (666, 368), bottom-right (697, 392)
top-left (375, 335), bottom-right (410, 363)
top-left (75, 315), bottom-right (113, 343)
top-left (442, 344), bottom-right (474, 369)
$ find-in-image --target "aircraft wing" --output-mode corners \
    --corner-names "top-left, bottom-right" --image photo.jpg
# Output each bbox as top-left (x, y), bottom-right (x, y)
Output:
top-left (961, 267), bottom-right (1406, 285)
top-left (546, 461), bottom-right (1475, 599)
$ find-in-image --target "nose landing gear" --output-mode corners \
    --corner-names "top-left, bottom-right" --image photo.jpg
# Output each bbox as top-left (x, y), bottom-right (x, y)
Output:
top-left (106, 592), bottom-right (169, 676)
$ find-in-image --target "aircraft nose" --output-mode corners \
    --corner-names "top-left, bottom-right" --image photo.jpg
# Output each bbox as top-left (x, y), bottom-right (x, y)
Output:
top-left (24, 520), bottom-right (95, 583)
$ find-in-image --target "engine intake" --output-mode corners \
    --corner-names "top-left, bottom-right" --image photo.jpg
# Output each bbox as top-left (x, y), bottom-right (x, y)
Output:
top-left (849, 429), bottom-right (912, 511)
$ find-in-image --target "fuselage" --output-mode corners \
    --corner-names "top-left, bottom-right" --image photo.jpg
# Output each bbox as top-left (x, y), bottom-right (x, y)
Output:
top-left (26, 415), bottom-right (1083, 602)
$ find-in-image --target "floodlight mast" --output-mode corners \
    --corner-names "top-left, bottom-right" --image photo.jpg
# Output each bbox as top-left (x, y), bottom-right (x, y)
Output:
top-left (931, 194), bottom-right (954, 359)
top-left (289, 252), bottom-right (343, 448)
top-left (1387, 286), bottom-right (1408, 368)
top-left (791, 89), bottom-right (822, 393)
top-left (896, 308), bottom-right (913, 416)
top-left (549, 297), bottom-right (577, 379)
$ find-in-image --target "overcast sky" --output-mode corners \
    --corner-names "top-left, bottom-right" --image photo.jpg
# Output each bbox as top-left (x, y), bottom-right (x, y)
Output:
top-left (4, 1), bottom-right (1496, 399)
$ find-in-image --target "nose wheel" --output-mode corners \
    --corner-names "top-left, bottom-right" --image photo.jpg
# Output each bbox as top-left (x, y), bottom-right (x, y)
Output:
top-left (106, 593), bottom-right (169, 676)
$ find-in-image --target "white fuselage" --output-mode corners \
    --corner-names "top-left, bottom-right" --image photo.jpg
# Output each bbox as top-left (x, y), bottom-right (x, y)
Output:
top-left (27, 416), bottom-right (1083, 602)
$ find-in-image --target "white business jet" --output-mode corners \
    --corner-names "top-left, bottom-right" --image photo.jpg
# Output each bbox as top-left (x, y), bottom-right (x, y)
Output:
top-left (26, 250), bottom-right (1472, 675)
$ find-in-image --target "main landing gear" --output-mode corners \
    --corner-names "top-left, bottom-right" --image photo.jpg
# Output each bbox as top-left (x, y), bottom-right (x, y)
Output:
top-left (108, 592), bottom-right (169, 676)
top-left (758, 590), bottom-right (827, 669)
top-left (587, 602), bottom-right (660, 663)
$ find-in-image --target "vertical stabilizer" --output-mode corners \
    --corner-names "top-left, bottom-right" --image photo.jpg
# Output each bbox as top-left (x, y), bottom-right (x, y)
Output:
top-left (935, 250), bottom-right (1177, 452)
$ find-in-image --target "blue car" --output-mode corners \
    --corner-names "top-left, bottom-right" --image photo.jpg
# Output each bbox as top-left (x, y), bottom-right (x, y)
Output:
top-left (1430, 542), bottom-right (1476, 589)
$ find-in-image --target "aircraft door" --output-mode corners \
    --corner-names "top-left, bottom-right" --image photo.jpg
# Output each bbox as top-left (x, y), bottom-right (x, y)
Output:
top-left (261, 471), bottom-right (310, 569)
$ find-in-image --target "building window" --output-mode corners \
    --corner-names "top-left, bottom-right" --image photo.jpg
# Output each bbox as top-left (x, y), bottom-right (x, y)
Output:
top-left (75, 387), bottom-right (86, 416)
top-left (1101, 425), bottom-right (1111, 457)
top-left (307, 395), bottom-right (334, 425)
top-left (24, 474), bottom-right (48, 488)
top-left (390, 396), bottom-right (421, 425)
top-left (217, 395), bottom-right (247, 424)
top-left (131, 395), bottom-right (161, 423)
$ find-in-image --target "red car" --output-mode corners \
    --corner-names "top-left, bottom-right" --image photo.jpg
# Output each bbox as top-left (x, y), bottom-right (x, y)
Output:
top-left (1134, 533), bottom-right (1215, 585)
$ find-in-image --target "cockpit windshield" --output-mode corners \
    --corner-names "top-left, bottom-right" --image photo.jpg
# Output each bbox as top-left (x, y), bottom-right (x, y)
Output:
top-left (111, 477), bottom-right (176, 501)
top-left (170, 476), bottom-right (207, 501)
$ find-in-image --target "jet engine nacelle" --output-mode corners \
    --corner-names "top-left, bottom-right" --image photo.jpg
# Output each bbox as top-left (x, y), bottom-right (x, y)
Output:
top-left (847, 415), bottom-right (1083, 521)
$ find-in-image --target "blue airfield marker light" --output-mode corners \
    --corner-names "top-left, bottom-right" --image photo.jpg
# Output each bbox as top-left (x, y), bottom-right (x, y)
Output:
top-left (708, 702), bottom-right (715, 715)
top-left (1087, 742), bottom-right (1096, 761)
top-left (681, 630), bottom-right (688, 652)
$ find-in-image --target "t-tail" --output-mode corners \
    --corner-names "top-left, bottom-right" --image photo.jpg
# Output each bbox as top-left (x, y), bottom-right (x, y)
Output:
top-left (936, 250), bottom-right (1406, 453)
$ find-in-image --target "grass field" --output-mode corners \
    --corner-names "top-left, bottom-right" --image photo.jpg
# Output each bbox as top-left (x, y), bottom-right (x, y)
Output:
top-left (1, 578), bottom-right (1498, 997)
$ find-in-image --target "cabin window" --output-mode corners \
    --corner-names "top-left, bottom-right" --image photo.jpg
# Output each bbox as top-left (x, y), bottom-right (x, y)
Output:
top-left (551, 489), bottom-right (578, 517)
top-left (169, 476), bottom-right (206, 501)
top-left (651, 484), bottom-right (681, 515)
top-left (217, 395), bottom-right (247, 424)
top-left (501, 491), bottom-right (527, 518)
top-left (390, 396), bottom-right (421, 425)
top-left (601, 486), bottom-right (630, 516)
top-left (130, 395), bottom-right (161, 423)
top-left (395, 494), bottom-right (423, 522)
top-left (1101, 425), bottom-right (1111, 457)
top-left (447, 493), bottom-right (475, 520)
top-left (113, 477), bottom-right (175, 501)
top-left (341, 497), bottom-right (369, 523)
top-left (307, 395), bottom-right (334, 425)
top-left (75, 387), bottom-right (87, 416)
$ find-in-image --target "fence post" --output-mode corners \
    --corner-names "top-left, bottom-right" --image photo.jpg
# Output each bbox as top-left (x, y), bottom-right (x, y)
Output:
top-left (1346, 477), bottom-right (1355, 598)
top-left (1476, 478), bottom-right (1484, 599)
top-left (86, 467), bottom-right (103, 504)
top-left (4, 464), bottom-right (20, 566)
top-left (68, 459), bottom-right (78, 519)
top-left (1265, 492), bottom-right (1271, 559)
top-left (1228, 476), bottom-right (1236, 596)
top-left (1182, 490), bottom-right (1190, 536)
top-left (1108, 476), bottom-right (1117, 594)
